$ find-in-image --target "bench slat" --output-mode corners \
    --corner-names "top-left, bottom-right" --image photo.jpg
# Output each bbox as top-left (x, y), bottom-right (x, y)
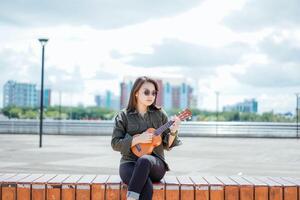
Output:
top-left (177, 176), bottom-right (194, 200)
top-left (62, 175), bottom-right (83, 200)
top-left (106, 175), bottom-right (121, 200)
top-left (91, 175), bottom-right (109, 200)
top-left (164, 176), bottom-right (179, 200)
top-left (152, 179), bottom-right (165, 200)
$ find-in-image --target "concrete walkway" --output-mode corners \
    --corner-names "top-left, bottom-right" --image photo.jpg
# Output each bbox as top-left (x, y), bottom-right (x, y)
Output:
top-left (0, 134), bottom-right (299, 177)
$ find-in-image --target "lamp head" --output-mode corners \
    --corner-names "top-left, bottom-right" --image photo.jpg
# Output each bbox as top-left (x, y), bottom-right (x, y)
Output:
top-left (38, 38), bottom-right (49, 46)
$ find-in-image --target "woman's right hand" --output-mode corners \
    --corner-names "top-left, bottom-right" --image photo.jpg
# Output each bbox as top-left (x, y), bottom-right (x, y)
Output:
top-left (138, 131), bottom-right (153, 143)
top-left (131, 131), bottom-right (153, 147)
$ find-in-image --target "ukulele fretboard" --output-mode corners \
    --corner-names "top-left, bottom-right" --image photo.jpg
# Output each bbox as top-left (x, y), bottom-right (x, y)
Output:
top-left (154, 120), bottom-right (174, 136)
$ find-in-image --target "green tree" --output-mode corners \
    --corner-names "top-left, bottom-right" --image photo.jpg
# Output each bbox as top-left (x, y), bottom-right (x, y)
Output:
top-left (23, 110), bottom-right (37, 119)
top-left (1, 105), bottom-right (296, 122)
top-left (9, 107), bottom-right (23, 119)
top-left (261, 112), bottom-right (274, 122)
top-left (45, 110), bottom-right (60, 119)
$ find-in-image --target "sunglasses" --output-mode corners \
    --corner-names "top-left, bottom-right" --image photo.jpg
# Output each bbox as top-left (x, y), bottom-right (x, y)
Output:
top-left (143, 89), bottom-right (157, 97)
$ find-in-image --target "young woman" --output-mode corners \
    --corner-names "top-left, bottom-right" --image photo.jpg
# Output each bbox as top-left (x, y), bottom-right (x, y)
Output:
top-left (111, 76), bottom-right (182, 200)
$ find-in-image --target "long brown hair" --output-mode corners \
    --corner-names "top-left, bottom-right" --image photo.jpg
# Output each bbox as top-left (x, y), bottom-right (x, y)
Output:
top-left (126, 76), bottom-right (160, 112)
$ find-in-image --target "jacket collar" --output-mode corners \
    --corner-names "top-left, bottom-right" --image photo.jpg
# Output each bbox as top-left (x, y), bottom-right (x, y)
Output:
top-left (127, 106), bottom-right (155, 115)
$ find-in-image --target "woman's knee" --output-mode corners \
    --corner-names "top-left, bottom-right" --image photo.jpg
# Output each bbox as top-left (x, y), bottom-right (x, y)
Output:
top-left (136, 155), bottom-right (154, 167)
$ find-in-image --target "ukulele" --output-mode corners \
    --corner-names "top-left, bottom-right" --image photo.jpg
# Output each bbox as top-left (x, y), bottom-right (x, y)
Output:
top-left (131, 108), bottom-right (192, 157)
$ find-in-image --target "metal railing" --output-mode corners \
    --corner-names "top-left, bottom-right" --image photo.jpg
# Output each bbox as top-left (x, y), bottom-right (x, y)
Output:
top-left (0, 119), bottom-right (298, 138)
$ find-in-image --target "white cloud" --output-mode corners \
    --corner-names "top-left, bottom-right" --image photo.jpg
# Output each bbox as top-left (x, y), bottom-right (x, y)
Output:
top-left (0, 0), bottom-right (203, 29)
top-left (0, 0), bottom-right (299, 114)
top-left (223, 0), bottom-right (300, 31)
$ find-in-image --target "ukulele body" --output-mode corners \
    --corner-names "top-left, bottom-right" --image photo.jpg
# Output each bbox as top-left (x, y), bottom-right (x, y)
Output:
top-left (131, 128), bottom-right (162, 157)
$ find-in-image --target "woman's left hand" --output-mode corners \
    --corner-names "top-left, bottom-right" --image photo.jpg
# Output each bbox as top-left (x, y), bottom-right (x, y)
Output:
top-left (170, 116), bottom-right (181, 133)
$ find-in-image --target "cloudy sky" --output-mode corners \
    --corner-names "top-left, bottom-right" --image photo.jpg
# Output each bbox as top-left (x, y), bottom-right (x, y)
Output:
top-left (0, 0), bottom-right (299, 113)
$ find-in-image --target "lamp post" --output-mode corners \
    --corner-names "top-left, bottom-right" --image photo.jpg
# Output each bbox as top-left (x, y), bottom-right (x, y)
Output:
top-left (296, 93), bottom-right (300, 138)
top-left (38, 38), bottom-right (48, 148)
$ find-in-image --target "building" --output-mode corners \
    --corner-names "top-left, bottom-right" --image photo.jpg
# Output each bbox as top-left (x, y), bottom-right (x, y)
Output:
top-left (223, 99), bottom-right (258, 113)
top-left (3, 80), bottom-right (51, 108)
top-left (95, 90), bottom-right (120, 110)
top-left (156, 79), bottom-right (163, 107)
top-left (164, 81), bottom-right (194, 110)
top-left (95, 95), bottom-right (101, 107)
top-left (171, 86), bottom-right (180, 109)
top-left (3, 80), bottom-right (37, 107)
top-left (37, 88), bottom-right (51, 107)
top-left (120, 80), bottom-right (133, 109)
top-left (163, 82), bottom-right (172, 110)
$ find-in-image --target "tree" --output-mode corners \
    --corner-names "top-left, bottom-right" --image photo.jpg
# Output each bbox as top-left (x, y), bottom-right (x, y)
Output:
top-left (9, 107), bottom-right (22, 119)
top-left (23, 110), bottom-right (37, 119)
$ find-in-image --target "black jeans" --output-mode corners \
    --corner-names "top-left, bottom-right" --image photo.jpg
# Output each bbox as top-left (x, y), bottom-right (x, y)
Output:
top-left (119, 155), bottom-right (167, 200)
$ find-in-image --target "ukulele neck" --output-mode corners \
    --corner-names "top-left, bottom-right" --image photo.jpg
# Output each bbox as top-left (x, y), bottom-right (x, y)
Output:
top-left (154, 120), bottom-right (175, 136)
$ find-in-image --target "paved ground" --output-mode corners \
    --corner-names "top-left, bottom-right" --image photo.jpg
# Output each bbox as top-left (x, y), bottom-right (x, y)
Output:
top-left (0, 134), bottom-right (299, 178)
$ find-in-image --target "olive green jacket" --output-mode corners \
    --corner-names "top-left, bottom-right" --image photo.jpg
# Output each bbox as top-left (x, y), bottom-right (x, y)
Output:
top-left (111, 107), bottom-right (182, 171)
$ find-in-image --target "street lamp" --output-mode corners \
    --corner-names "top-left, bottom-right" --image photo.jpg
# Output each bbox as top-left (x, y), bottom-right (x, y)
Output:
top-left (38, 38), bottom-right (48, 148)
top-left (296, 93), bottom-right (300, 138)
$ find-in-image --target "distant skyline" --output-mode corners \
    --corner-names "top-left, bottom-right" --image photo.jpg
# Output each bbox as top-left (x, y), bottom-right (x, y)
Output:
top-left (0, 0), bottom-right (299, 113)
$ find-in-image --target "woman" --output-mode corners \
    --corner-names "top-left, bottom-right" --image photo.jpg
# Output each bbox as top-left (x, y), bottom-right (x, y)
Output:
top-left (111, 76), bottom-right (182, 200)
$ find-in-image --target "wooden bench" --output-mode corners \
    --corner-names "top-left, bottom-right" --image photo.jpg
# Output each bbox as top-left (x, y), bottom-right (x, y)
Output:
top-left (0, 173), bottom-right (299, 200)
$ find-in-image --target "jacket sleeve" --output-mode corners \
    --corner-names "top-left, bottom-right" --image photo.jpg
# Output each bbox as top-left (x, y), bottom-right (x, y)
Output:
top-left (111, 111), bottom-right (133, 156)
top-left (161, 109), bottom-right (182, 151)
